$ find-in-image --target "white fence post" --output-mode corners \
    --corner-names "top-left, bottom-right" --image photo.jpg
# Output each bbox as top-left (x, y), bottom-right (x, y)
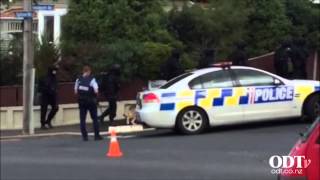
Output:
top-left (29, 68), bottom-right (35, 134)
top-left (313, 51), bottom-right (318, 80)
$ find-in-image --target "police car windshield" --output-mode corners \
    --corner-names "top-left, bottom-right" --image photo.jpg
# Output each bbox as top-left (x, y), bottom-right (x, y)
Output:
top-left (160, 73), bottom-right (193, 89)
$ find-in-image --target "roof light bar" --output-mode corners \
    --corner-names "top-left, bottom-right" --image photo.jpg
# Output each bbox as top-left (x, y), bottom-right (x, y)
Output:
top-left (211, 61), bottom-right (232, 69)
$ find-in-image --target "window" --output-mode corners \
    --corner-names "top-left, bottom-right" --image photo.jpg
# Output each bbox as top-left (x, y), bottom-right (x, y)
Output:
top-left (233, 69), bottom-right (276, 86)
top-left (160, 73), bottom-right (193, 89)
top-left (189, 70), bottom-right (233, 89)
top-left (44, 16), bottom-right (54, 42)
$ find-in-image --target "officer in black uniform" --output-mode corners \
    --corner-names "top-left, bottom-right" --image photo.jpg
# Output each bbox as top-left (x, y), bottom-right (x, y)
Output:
top-left (160, 49), bottom-right (184, 80)
top-left (38, 66), bottom-right (59, 129)
top-left (198, 48), bottom-right (215, 69)
top-left (98, 64), bottom-right (121, 125)
top-left (74, 65), bottom-right (102, 141)
top-left (274, 41), bottom-right (293, 79)
top-left (291, 38), bottom-right (309, 79)
top-left (229, 42), bottom-right (248, 66)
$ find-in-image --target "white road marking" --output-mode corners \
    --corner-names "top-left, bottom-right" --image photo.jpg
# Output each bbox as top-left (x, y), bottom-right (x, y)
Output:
top-left (0, 138), bottom-right (21, 142)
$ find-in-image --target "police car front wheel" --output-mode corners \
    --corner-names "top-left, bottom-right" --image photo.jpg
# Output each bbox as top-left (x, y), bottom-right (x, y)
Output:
top-left (176, 107), bottom-right (208, 135)
top-left (304, 93), bottom-right (320, 121)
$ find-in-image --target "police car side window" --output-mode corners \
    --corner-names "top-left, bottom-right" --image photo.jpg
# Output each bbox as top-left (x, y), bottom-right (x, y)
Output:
top-left (189, 71), bottom-right (233, 89)
top-left (189, 78), bottom-right (202, 89)
top-left (233, 69), bottom-right (275, 86)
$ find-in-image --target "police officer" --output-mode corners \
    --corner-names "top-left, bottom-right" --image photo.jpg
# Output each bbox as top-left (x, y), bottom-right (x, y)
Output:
top-left (38, 66), bottom-right (59, 129)
top-left (74, 65), bottom-right (102, 141)
top-left (229, 42), bottom-right (248, 66)
top-left (198, 48), bottom-right (215, 69)
top-left (291, 38), bottom-right (308, 79)
top-left (160, 49), bottom-right (184, 80)
top-left (98, 64), bottom-right (121, 125)
top-left (274, 41), bottom-right (293, 79)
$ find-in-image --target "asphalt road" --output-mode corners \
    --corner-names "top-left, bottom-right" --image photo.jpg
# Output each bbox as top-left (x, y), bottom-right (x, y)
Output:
top-left (0, 119), bottom-right (312, 180)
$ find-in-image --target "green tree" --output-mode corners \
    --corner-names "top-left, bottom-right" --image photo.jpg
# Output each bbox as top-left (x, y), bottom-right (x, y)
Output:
top-left (284, 0), bottom-right (320, 49)
top-left (168, 0), bottom-right (249, 60)
top-left (34, 36), bottom-right (60, 80)
top-left (245, 0), bottom-right (291, 56)
top-left (0, 34), bottom-right (23, 85)
top-left (61, 0), bottom-right (179, 80)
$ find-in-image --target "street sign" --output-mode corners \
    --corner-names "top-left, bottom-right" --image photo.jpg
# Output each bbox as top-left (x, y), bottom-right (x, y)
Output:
top-left (15, 11), bottom-right (33, 19)
top-left (32, 4), bottom-right (54, 11)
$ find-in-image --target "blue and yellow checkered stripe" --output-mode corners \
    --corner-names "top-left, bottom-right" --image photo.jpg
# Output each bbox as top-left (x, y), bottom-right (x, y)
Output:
top-left (159, 85), bottom-right (319, 111)
top-left (159, 87), bottom-right (246, 111)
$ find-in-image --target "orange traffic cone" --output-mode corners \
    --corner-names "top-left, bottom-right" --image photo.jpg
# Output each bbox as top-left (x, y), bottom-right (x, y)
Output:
top-left (106, 130), bottom-right (123, 158)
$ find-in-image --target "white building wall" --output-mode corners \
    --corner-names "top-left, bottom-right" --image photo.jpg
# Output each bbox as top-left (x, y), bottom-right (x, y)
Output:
top-left (37, 8), bottom-right (67, 44)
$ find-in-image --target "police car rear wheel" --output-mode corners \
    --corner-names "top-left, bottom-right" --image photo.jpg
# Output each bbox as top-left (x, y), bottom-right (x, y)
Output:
top-left (176, 107), bottom-right (208, 135)
top-left (304, 94), bottom-right (320, 121)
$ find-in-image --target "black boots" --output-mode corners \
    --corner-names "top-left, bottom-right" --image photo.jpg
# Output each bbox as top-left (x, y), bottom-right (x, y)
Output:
top-left (40, 122), bottom-right (53, 130)
top-left (94, 135), bottom-right (103, 141)
top-left (82, 135), bottom-right (103, 141)
top-left (40, 124), bottom-right (48, 129)
top-left (47, 122), bottom-right (53, 129)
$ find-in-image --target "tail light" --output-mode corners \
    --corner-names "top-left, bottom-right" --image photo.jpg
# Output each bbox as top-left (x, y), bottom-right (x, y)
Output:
top-left (143, 93), bottom-right (160, 103)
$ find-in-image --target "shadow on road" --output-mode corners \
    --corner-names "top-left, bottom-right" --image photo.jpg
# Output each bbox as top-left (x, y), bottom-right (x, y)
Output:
top-left (138, 118), bottom-right (311, 138)
top-left (206, 118), bottom-right (310, 134)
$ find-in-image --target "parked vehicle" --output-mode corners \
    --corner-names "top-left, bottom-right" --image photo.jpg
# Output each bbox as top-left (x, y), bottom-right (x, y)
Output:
top-left (137, 64), bottom-right (320, 134)
top-left (278, 117), bottom-right (319, 180)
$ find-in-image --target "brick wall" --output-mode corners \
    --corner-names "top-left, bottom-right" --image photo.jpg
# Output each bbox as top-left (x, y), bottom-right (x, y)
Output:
top-left (0, 79), bottom-right (146, 107)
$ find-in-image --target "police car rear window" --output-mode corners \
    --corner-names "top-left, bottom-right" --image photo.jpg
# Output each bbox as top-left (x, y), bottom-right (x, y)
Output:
top-left (160, 73), bottom-right (193, 89)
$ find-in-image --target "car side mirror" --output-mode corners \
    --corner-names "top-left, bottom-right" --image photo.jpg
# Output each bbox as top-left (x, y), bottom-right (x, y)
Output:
top-left (299, 132), bottom-right (304, 137)
top-left (274, 79), bottom-right (282, 86)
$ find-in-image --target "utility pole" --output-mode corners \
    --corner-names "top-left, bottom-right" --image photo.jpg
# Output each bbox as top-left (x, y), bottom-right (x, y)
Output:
top-left (22, 0), bottom-right (34, 134)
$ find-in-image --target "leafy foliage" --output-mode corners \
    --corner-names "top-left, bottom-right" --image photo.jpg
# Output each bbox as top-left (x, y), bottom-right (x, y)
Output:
top-left (34, 36), bottom-right (60, 80)
top-left (168, 0), bottom-right (250, 59)
top-left (61, 0), bottom-right (179, 81)
top-left (0, 34), bottom-right (23, 85)
top-left (284, 0), bottom-right (320, 49)
top-left (245, 0), bottom-right (291, 56)
top-left (3, 0), bottom-right (319, 85)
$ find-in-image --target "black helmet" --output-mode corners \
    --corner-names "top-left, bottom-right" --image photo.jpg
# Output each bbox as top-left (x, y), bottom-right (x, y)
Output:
top-left (111, 64), bottom-right (121, 70)
top-left (110, 64), bottom-right (121, 75)
top-left (48, 65), bottom-right (58, 75)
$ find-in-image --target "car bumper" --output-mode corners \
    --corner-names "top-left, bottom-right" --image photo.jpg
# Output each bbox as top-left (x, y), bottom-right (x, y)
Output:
top-left (137, 108), bottom-right (176, 128)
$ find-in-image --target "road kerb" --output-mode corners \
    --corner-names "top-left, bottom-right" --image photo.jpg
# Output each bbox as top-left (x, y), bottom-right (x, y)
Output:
top-left (0, 127), bottom-right (155, 140)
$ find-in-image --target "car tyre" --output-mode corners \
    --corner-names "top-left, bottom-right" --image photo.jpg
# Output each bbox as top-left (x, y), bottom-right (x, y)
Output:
top-left (304, 93), bottom-right (320, 121)
top-left (176, 107), bottom-right (209, 135)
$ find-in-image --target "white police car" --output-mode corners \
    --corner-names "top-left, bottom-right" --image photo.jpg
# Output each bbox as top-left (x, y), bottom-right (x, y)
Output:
top-left (136, 64), bottom-right (320, 134)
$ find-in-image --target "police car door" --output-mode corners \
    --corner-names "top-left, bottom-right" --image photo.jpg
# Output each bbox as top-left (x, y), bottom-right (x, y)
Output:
top-left (189, 70), bottom-right (244, 123)
top-left (232, 69), bottom-right (294, 121)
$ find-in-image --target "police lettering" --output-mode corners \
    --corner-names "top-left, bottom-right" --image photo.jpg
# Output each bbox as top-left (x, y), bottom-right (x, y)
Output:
top-left (255, 87), bottom-right (293, 103)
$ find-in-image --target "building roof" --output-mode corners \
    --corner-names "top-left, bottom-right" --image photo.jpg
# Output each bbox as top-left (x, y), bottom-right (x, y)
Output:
top-left (0, 0), bottom-right (68, 20)
top-left (0, 7), bottom-right (37, 19)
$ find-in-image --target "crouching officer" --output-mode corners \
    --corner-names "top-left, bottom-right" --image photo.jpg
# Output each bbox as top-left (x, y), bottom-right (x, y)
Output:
top-left (74, 65), bottom-right (103, 141)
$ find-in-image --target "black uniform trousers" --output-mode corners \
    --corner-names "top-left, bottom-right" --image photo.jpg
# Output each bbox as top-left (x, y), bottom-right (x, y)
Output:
top-left (100, 98), bottom-right (117, 122)
top-left (40, 94), bottom-right (59, 126)
top-left (79, 101), bottom-right (100, 139)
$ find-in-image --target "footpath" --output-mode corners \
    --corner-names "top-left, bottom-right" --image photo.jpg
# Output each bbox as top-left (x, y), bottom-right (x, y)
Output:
top-left (0, 120), bottom-right (154, 140)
